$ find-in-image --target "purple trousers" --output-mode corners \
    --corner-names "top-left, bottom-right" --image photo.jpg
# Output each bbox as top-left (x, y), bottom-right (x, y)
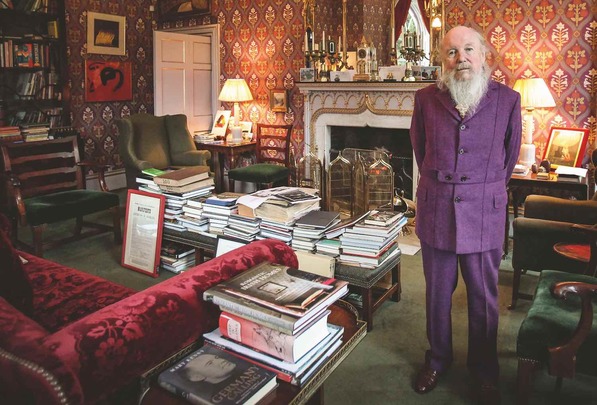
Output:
top-left (420, 240), bottom-right (501, 382)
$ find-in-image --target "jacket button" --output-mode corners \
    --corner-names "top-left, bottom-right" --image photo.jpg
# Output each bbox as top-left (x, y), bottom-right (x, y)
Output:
top-left (458, 148), bottom-right (465, 154)
top-left (460, 176), bottom-right (468, 182)
top-left (455, 196), bottom-right (462, 203)
top-left (445, 175), bottom-right (452, 181)
top-left (460, 125), bottom-right (466, 130)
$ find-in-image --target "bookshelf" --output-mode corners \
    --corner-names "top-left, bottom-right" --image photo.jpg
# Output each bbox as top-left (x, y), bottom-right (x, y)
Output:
top-left (0, 0), bottom-right (69, 129)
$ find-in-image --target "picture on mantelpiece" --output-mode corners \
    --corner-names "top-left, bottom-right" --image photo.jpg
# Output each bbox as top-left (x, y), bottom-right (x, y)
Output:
top-left (158, 0), bottom-right (211, 22)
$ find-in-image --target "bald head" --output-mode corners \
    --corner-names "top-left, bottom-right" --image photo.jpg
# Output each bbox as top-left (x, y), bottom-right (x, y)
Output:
top-left (441, 26), bottom-right (487, 80)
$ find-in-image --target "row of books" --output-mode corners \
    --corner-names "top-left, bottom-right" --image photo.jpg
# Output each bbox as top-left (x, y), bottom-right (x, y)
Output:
top-left (6, 107), bottom-right (62, 127)
top-left (0, 40), bottom-right (52, 69)
top-left (12, 71), bottom-right (59, 100)
top-left (1, 0), bottom-right (49, 12)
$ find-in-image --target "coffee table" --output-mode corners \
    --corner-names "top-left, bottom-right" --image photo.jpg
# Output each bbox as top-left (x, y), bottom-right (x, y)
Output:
top-left (139, 300), bottom-right (367, 405)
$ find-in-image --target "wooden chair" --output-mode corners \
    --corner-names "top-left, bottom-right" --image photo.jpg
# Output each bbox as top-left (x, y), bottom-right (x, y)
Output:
top-left (227, 124), bottom-right (292, 192)
top-left (0, 136), bottom-right (121, 257)
top-left (516, 224), bottom-right (597, 404)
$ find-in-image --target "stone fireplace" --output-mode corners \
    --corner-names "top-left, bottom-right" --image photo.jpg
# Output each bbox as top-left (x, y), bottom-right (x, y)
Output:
top-left (297, 82), bottom-right (430, 199)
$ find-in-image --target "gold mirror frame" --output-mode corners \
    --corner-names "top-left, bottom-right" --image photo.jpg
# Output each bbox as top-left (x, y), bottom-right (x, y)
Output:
top-left (303, 0), bottom-right (443, 67)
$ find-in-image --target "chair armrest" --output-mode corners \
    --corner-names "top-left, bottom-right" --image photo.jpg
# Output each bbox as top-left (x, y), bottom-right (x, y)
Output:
top-left (524, 195), bottom-right (597, 224)
top-left (512, 217), bottom-right (588, 273)
top-left (78, 161), bottom-right (112, 192)
top-left (42, 239), bottom-right (297, 401)
top-left (171, 150), bottom-right (212, 167)
top-left (548, 281), bottom-right (597, 378)
top-left (4, 174), bottom-right (26, 221)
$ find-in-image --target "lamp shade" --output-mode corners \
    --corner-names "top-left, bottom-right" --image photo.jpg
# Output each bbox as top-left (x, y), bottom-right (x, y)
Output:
top-left (218, 79), bottom-right (253, 103)
top-left (513, 78), bottom-right (556, 109)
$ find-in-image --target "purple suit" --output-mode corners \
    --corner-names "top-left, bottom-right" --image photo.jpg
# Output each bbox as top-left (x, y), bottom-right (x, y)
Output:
top-left (409, 81), bottom-right (521, 382)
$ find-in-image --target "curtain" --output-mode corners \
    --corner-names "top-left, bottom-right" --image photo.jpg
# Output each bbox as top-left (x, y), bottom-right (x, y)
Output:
top-left (394, 0), bottom-right (431, 40)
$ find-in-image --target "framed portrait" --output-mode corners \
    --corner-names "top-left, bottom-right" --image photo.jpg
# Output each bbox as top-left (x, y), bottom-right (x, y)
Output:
top-left (300, 67), bottom-right (315, 82)
top-left (270, 89), bottom-right (288, 113)
top-left (121, 190), bottom-right (166, 278)
top-left (85, 60), bottom-right (132, 102)
top-left (211, 110), bottom-right (231, 136)
top-left (158, 0), bottom-right (211, 22)
top-left (543, 126), bottom-right (590, 168)
top-left (87, 12), bottom-right (126, 56)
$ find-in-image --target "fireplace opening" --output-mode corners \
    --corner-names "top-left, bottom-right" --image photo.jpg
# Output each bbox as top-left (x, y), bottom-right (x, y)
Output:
top-left (330, 126), bottom-right (414, 200)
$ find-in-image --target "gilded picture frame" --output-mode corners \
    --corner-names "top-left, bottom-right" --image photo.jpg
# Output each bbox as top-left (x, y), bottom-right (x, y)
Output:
top-left (543, 126), bottom-right (590, 168)
top-left (158, 0), bottom-right (211, 22)
top-left (270, 89), bottom-right (288, 112)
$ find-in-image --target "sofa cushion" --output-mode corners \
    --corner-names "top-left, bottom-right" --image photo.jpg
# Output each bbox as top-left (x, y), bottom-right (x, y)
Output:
top-left (0, 228), bottom-right (33, 316)
top-left (228, 163), bottom-right (290, 183)
top-left (20, 251), bottom-right (135, 332)
top-left (0, 297), bottom-right (84, 404)
top-left (131, 113), bottom-right (171, 169)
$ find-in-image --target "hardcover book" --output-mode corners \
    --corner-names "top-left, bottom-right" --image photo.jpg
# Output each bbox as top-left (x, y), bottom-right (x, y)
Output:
top-left (154, 166), bottom-right (210, 186)
top-left (157, 345), bottom-right (277, 405)
top-left (294, 210), bottom-right (340, 229)
top-left (203, 261), bottom-right (348, 318)
top-left (219, 309), bottom-right (330, 363)
top-left (363, 210), bottom-right (404, 226)
top-left (157, 177), bottom-right (215, 194)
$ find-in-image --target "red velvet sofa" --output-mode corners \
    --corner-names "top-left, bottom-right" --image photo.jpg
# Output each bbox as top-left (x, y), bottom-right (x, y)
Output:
top-left (0, 216), bottom-right (298, 404)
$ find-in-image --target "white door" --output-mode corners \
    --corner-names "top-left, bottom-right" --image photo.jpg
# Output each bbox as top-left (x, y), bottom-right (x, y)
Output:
top-left (154, 26), bottom-right (220, 133)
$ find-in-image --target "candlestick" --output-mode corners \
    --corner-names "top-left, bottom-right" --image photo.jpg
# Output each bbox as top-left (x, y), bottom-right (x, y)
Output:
top-left (304, 32), bottom-right (308, 51)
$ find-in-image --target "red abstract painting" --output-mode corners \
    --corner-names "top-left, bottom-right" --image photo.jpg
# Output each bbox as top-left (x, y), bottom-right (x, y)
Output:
top-left (85, 60), bottom-right (132, 102)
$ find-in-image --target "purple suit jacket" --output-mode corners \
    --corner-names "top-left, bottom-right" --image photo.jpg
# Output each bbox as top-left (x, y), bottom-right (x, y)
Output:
top-left (410, 81), bottom-right (522, 254)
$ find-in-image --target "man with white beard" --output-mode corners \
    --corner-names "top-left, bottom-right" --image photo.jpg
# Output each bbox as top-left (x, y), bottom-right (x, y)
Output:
top-left (409, 26), bottom-right (521, 404)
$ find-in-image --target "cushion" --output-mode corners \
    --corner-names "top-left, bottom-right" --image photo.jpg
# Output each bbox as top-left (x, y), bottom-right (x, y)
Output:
top-left (517, 270), bottom-right (597, 374)
top-left (228, 163), bottom-right (289, 183)
top-left (0, 228), bottom-right (33, 315)
top-left (131, 114), bottom-right (171, 169)
top-left (24, 189), bottom-right (119, 225)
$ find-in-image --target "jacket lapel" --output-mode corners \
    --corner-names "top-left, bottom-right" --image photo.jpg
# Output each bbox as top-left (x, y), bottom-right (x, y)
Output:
top-left (436, 88), bottom-right (461, 121)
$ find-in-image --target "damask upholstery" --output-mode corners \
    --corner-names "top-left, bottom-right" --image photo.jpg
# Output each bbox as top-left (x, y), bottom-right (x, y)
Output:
top-left (0, 218), bottom-right (298, 404)
top-left (117, 113), bottom-right (211, 189)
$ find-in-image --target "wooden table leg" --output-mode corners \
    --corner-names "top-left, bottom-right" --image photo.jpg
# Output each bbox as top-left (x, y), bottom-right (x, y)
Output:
top-left (391, 262), bottom-right (401, 302)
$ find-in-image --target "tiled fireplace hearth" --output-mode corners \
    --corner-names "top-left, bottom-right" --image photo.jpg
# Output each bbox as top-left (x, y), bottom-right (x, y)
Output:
top-left (297, 82), bottom-right (430, 199)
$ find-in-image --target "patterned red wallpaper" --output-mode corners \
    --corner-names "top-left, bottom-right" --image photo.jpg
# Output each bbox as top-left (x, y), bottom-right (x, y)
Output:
top-left (64, 0), bottom-right (595, 170)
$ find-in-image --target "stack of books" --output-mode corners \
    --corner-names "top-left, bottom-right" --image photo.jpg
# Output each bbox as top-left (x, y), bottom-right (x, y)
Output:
top-left (154, 166), bottom-right (214, 195)
top-left (291, 210), bottom-right (340, 252)
top-left (201, 193), bottom-right (241, 235)
top-left (20, 123), bottom-right (49, 141)
top-left (178, 197), bottom-right (210, 235)
top-left (237, 187), bottom-right (321, 225)
top-left (224, 214), bottom-right (261, 242)
top-left (158, 344), bottom-right (277, 405)
top-left (160, 240), bottom-right (195, 274)
top-left (203, 261), bottom-right (349, 386)
top-left (338, 210), bottom-right (407, 268)
top-left (0, 126), bottom-right (22, 143)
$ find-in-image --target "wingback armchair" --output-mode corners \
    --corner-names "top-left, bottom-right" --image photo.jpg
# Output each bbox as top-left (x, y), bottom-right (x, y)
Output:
top-left (117, 113), bottom-right (211, 188)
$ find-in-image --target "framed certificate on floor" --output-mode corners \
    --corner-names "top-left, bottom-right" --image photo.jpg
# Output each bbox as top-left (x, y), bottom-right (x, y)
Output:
top-left (121, 190), bottom-right (166, 277)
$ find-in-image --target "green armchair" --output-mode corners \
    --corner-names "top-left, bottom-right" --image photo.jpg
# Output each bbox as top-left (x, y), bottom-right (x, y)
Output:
top-left (116, 113), bottom-right (211, 188)
top-left (516, 224), bottom-right (597, 404)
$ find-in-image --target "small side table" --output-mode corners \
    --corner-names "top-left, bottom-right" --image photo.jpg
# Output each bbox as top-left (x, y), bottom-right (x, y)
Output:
top-left (194, 140), bottom-right (256, 192)
top-left (334, 252), bottom-right (401, 331)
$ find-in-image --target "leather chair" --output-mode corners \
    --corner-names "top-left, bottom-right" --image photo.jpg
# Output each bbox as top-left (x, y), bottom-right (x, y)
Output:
top-left (510, 150), bottom-right (597, 309)
top-left (227, 124), bottom-right (292, 192)
top-left (516, 224), bottom-right (597, 404)
top-left (0, 136), bottom-right (121, 257)
top-left (116, 113), bottom-right (211, 189)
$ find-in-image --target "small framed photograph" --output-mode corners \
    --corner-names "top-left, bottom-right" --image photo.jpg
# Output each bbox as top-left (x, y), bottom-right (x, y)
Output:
top-left (300, 67), bottom-right (315, 82)
top-left (87, 12), bottom-right (126, 56)
top-left (85, 60), bottom-right (132, 102)
top-left (270, 89), bottom-right (288, 112)
top-left (121, 190), bottom-right (166, 278)
top-left (215, 235), bottom-right (248, 257)
top-left (240, 121), bottom-right (253, 141)
top-left (211, 110), bottom-right (231, 136)
top-left (543, 126), bottom-right (590, 167)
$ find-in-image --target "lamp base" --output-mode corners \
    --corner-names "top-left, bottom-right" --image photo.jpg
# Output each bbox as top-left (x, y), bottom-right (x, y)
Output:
top-left (229, 126), bottom-right (243, 143)
top-left (519, 143), bottom-right (536, 168)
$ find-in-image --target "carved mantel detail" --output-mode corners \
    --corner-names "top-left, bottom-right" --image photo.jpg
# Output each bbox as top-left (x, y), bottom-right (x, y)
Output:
top-left (297, 82), bottom-right (431, 197)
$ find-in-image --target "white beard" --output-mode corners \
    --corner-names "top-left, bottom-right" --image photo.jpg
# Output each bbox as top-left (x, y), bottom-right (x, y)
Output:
top-left (438, 65), bottom-right (490, 116)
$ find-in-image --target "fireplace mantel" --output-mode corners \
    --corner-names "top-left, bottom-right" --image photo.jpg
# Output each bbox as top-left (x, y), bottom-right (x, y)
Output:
top-left (297, 81), bottom-right (432, 198)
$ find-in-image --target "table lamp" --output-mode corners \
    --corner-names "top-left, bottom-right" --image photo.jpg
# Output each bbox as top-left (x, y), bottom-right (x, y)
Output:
top-left (218, 78), bottom-right (253, 143)
top-left (513, 78), bottom-right (556, 168)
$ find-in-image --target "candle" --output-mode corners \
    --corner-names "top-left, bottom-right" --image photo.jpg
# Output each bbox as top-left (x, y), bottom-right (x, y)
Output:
top-left (391, 27), bottom-right (395, 47)
top-left (338, 36), bottom-right (341, 51)
top-left (304, 32), bottom-right (308, 51)
top-left (311, 32), bottom-right (315, 51)
top-left (314, 43), bottom-right (319, 51)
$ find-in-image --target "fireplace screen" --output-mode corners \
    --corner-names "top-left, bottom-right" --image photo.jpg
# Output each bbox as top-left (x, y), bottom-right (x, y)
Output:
top-left (328, 148), bottom-right (394, 217)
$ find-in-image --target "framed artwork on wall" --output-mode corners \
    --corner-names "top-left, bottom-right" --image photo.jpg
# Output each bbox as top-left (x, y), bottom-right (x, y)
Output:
top-left (158, 0), bottom-right (211, 22)
top-left (270, 89), bottom-right (288, 112)
top-left (87, 12), bottom-right (126, 56)
top-left (85, 60), bottom-right (133, 102)
top-left (543, 127), bottom-right (589, 168)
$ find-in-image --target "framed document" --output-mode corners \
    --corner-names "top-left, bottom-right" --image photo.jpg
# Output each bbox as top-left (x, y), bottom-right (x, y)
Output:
top-left (121, 190), bottom-right (166, 277)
